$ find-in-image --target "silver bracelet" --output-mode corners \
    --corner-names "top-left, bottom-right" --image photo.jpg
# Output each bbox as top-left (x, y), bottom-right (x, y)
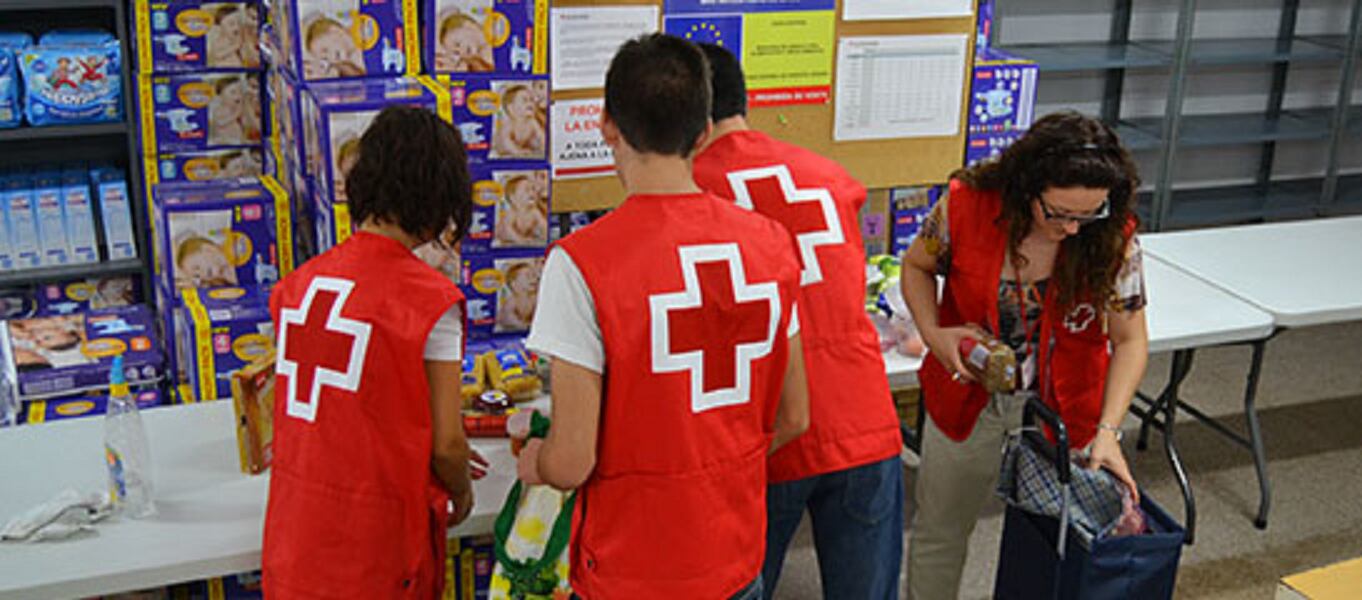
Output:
top-left (1097, 422), bottom-right (1124, 441)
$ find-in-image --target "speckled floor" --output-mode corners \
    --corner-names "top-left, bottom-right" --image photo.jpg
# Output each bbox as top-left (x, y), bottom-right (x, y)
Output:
top-left (770, 322), bottom-right (1362, 599)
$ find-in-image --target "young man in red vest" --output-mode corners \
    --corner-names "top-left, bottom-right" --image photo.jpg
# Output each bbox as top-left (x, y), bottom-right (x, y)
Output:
top-left (691, 43), bottom-right (905, 599)
top-left (264, 106), bottom-right (486, 598)
top-left (515, 34), bottom-right (810, 599)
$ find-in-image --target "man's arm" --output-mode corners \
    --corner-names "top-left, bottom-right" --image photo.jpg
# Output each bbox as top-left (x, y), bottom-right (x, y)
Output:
top-left (771, 333), bottom-right (810, 454)
top-left (427, 360), bottom-right (475, 525)
top-left (535, 358), bottom-right (604, 490)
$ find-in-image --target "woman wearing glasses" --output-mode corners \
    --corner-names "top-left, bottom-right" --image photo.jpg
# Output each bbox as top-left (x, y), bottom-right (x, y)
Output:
top-left (900, 111), bottom-right (1149, 600)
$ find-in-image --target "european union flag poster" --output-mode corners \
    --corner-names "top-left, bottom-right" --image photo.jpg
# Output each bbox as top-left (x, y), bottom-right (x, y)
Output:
top-left (665, 15), bottom-right (744, 54)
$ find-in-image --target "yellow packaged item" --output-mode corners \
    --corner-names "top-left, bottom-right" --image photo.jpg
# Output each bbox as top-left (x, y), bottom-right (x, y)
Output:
top-left (483, 346), bottom-right (542, 401)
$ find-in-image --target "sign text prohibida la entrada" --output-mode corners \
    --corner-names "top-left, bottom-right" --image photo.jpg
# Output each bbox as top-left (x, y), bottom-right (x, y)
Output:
top-left (551, 99), bottom-right (615, 180)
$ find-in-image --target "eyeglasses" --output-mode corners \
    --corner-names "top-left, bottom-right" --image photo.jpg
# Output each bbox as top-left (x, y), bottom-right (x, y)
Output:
top-left (1037, 197), bottom-right (1110, 226)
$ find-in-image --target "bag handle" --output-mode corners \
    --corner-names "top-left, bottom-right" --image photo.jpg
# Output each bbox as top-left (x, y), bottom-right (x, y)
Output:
top-left (1021, 394), bottom-right (1073, 558)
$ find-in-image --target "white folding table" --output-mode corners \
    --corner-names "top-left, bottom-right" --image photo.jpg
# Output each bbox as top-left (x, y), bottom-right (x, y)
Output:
top-left (0, 401), bottom-right (523, 599)
top-left (1141, 215), bottom-right (1362, 532)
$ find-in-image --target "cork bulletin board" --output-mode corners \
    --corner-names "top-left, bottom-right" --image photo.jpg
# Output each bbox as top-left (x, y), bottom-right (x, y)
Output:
top-left (548, 0), bottom-right (977, 212)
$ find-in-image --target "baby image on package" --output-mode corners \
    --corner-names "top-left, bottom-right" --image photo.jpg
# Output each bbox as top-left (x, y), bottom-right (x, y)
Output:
top-left (137, 1), bottom-right (262, 72)
top-left (490, 79), bottom-right (546, 159)
top-left (494, 255), bottom-right (541, 333)
top-left (428, 0), bottom-right (545, 75)
top-left (148, 72), bottom-right (262, 152)
top-left (294, 0), bottom-right (410, 80)
top-left (492, 169), bottom-right (547, 248)
top-left (7, 314), bottom-right (93, 370)
top-left (413, 223), bottom-right (462, 286)
top-left (159, 148), bottom-right (264, 182)
top-left (170, 209), bottom-right (245, 289)
top-left (327, 109), bottom-right (380, 201)
top-left (207, 73), bottom-right (262, 146)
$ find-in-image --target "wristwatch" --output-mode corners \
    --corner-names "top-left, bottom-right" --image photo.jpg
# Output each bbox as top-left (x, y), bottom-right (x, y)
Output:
top-left (1097, 422), bottom-right (1124, 441)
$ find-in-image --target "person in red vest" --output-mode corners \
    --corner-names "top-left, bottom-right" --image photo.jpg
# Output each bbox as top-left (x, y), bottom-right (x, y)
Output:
top-left (690, 43), bottom-right (905, 600)
top-left (900, 111), bottom-right (1149, 600)
top-left (515, 33), bottom-right (810, 600)
top-left (263, 106), bottom-right (488, 598)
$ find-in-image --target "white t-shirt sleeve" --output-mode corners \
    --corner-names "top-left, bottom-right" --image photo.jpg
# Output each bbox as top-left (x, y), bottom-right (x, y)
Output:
top-left (423, 304), bottom-right (464, 361)
top-left (525, 247), bottom-right (605, 373)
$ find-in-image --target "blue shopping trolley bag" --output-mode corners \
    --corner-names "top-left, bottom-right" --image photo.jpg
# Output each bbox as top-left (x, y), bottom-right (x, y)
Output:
top-left (994, 396), bottom-right (1186, 600)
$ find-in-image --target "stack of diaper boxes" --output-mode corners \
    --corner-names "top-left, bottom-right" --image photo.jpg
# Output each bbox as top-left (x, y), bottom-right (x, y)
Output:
top-left (965, 46), bottom-right (1038, 168)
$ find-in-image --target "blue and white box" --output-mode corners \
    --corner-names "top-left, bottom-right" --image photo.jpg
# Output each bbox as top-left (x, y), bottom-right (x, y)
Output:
top-left (61, 166), bottom-right (99, 265)
top-left (425, 0), bottom-right (548, 75)
top-left (17, 40), bottom-right (124, 126)
top-left (139, 71), bottom-right (264, 153)
top-left (3, 171), bottom-right (42, 269)
top-left (33, 170), bottom-right (72, 267)
top-left (0, 33), bottom-right (33, 129)
top-left (92, 166), bottom-right (140, 260)
top-left (267, 0), bottom-right (418, 81)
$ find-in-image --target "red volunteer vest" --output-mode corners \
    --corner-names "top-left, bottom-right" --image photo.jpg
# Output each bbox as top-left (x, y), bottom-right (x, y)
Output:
top-left (263, 231), bottom-right (465, 599)
top-left (920, 180), bottom-right (1133, 449)
top-left (694, 130), bottom-right (900, 482)
top-left (558, 193), bottom-right (801, 600)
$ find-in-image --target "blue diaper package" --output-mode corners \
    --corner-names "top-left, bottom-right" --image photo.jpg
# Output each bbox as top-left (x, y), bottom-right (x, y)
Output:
top-left (299, 76), bottom-right (449, 204)
top-left (425, 0), bottom-right (547, 76)
top-left (460, 249), bottom-right (543, 340)
top-left (139, 71), bottom-right (264, 153)
top-left (0, 33), bottom-right (33, 128)
top-left (2, 171), bottom-right (43, 270)
top-left (155, 148), bottom-right (264, 182)
top-left (462, 163), bottom-right (549, 254)
top-left (21, 389), bottom-right (163, 425)
top-left (39, 30), bottom-right (117, 47)
top-left (151, 176), bottom-right (292, 302)
top-left (18, 40), bottom-right (124, 126)
top-left (37, 276), bottom-right (143, 316)
top-left (268, 0), bottom-right (418, 82)
top-left (61, 166), bottom-right (100, 265)
top-left (91, 165), bottom-right (139, 260)
top-left (134, 0), bottom-right (263, 74)
top-left (447, 76), bottom-right (548, 164)
top-left (176, 285), bottom-right (274, 402)
top-left (33, 170), bottom-right (73, 267)
top-left (890, 186), bottom-right (944, 257)
top-left (0, 304), bottom-right (166, 401)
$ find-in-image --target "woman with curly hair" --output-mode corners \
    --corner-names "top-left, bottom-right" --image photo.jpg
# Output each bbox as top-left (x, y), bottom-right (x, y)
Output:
top-left (901, 111), bottom-right (1150, 600)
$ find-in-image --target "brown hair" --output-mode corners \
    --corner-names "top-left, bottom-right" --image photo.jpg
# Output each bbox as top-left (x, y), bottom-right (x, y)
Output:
top-left (438, 13), bottom-right (482, 41)
top-left (305, 17), bottom-right (348, 49)
top-left (952, 111), bottom-right (1140, 308)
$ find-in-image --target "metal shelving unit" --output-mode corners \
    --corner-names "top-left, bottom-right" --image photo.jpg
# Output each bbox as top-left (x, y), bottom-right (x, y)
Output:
top-left (997, 0), bottom-right (1362, 231)
top-left (0, 0), bottom-right (153, 295)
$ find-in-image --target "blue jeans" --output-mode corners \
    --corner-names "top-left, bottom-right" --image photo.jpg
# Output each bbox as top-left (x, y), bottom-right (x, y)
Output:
top-left (763, 456), bottom-right (904, 600)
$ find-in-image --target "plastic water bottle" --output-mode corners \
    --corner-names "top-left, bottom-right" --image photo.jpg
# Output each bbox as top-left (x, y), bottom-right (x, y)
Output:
top-left (104, 355), bottom-right (155, 518)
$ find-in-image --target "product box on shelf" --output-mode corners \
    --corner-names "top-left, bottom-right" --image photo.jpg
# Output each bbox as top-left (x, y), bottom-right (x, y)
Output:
top-left (60, 166), bottom-right (99, 265)
top-left (138, 71), bottom-right (264, 153)
top-left (17, 39), bottom-right (124, 126)
top-left (890, 185), bottom-right (944, 257)
top-left (547, 210), bottom-right (607, 243)
top-left (976, 0), bottom-right (995, 52)
top-left (0, 304), bottom-right (166, 401)
top-left (133, 0), bottom-right (263, 74)
top-left (231, 354), bottom-right (273, 474)
top-left (21, 389), bottom-right (163, 425)
top-left (265, 65), bottom-right (304, 173)
top-left (299, 76), bottom-right (450, 203)
top-left (460, 249), bottom-right (543, 339)
top-left (154, 148), bottom-right (265, 182)
top-left (175, 285), bottom-right (274, 403)
top-left (169, 570), bottom-right (264, 598)
top-left (965, 129), bottom-right (1025, 167)
top-left (425, 0), bottom-right (548, 76)
top-left (267, 0), bottom-right (418, 82)
top-left (151, 176), bottom-right (292, 302)
top-left (969, 47), bottom-right (1038, 138)
top-left (447, 76), bottom-right (547, 164)
top-left (451, 535), bottom-right (495, 600)
top-left (308, 177), bottom-right (353, 254)
top-left (0, 34), bottom-right (31, 129)
top-left (0, 289), bottom-right (37, 320)
top-left (36, 276), bottom-right (142, 316)
top-left (91, 165), bottom-right (140, 260)
top-left (33, 169), bottom-right (73, 267)
top-left (1, 171), bottom-right (42, 270)
top-left (462, 164), bottom-right (549, 254)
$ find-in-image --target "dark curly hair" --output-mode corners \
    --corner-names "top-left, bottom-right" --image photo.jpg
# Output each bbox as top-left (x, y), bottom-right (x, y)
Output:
top-left (953, 111), bottom-right (1141, 309)
top-left (345, 105), bottom-right (473, 246)
top-left (605, 33), bottom-right (712, 157)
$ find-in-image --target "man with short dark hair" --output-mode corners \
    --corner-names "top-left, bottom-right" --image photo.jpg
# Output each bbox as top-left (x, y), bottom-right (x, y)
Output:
top-left (517, 34), bottom-right (810, 599)
top-left (693, 42), bottom-right (906, 600)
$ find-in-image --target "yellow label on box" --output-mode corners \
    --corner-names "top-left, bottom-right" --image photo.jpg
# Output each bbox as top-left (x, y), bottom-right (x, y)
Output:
top-left (185, 288), bottom-right (217, 402)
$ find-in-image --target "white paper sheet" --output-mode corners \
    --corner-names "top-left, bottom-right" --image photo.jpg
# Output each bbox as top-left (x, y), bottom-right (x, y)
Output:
top-left (550, 6), bottom-right (661, 91)
top-left (550, 99), bottom-right (615, 180)
top-left (833, 34), bottom-right (968, 141)
top-left (843, 0), bottom-right (973, 21)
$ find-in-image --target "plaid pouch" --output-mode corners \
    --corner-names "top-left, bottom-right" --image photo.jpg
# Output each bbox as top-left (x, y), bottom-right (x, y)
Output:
top-left (997, 429), bottom-right (1125, 547)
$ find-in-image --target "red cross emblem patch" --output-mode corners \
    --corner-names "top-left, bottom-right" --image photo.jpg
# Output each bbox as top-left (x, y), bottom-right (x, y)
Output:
top-left (727, 165), bottom-right (844, 286)
top-left (650, 243), bottom-right (782, 414)
top-left (277, 277), bottom-right (373, 423)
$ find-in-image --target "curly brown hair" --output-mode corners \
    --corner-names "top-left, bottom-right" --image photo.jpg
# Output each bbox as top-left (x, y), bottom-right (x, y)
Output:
top-left (953, 111), bottom-right (1141, 308)
top-left (346, 105), bottom-right (473, 246)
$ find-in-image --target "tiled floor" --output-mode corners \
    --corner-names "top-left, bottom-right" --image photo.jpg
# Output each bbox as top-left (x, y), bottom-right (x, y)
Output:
top-left (770, 322), bottom-right (1362, 599)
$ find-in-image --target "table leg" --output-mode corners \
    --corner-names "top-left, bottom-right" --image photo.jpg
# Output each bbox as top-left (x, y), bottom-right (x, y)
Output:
top-left (1243, 340), bottom-right (1272, 529)
top-left (1162, 350), bottom-right (1198, 544)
